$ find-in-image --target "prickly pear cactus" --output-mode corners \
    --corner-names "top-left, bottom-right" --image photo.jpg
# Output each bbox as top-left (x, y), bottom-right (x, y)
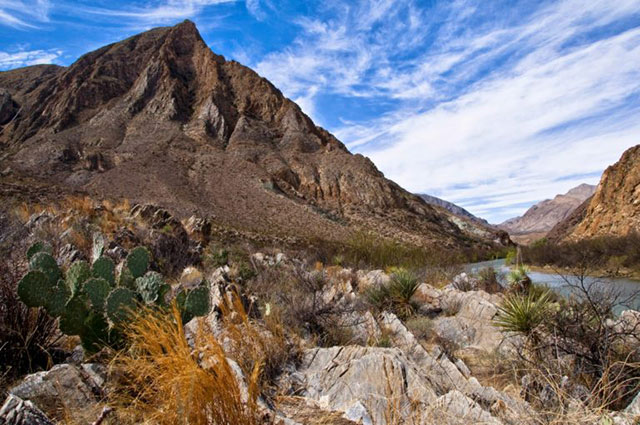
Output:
top-left (17, 271), bottom-right (53, 308)
top-left (135, 271), bottom-right (169, 305)
top-left (185, 286), bottom-right (211, 317)
top-left (66, 260), bottom-right (91, 295)
top-left (80, 311), bottom-right (110, 354)
top-left (117, 264), bottom-right (136, 290)
top-left (29, 252), bottom-right (61, 285)
top-left (92, 256), bottom-right (115, 285)
top-left (47, 281), bottom-right (71, 317)
top-left (126, 247), bottom-right (150, 279)
top-left (106, 287), bottom-right (137, 324)
top-left (84, 278), bottom-right (111, 310)
top-left (26, 242), bottom-right (52, 260)
top-left (59, 296), bottom-right (89, 336)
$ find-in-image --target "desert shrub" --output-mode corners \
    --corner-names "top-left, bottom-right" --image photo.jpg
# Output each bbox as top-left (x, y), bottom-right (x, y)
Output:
top-left (217, 293), bottom-right (301, 392)
top-left (450, 273), bottom-right (477, 291)
top-left (494, 290), bottom-right (551, 336)
top-left (522, 232), bottom-right (640, 275)
top-left (504, 247), bottom-right (517, 266)
top-left (202, 243), bottom-right (229, 269)
top-left (476, 267), bottom-right (504, 293)
top-left (366, 268), bottom-right (420, 319)
top-left (247, 264), bottom-right (364, 347)
top-left (0, 250), bottom-right (60, 390)
top-left (111, 304), bottom-right (261, 425)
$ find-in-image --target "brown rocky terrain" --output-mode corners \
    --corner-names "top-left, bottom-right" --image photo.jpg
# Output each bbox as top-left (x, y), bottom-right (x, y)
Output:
top-left (550, 145), bottom-right (640, 241)
top-left (0, 20), bottom-right (509, 253)
top-left (499, 183), bottom-right (595, 244)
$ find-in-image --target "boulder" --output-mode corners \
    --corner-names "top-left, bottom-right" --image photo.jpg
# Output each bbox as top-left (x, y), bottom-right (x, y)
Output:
top-left (9, 364), bottom-right (105, 418)
top-left (431, 390), bottom-right (503, 425)
top-left (355, 270), bottom-right (390, 292)
top-left (291, 346), bottom-right (438, 425)
top-left (0, 395), bottom-right (54, 425)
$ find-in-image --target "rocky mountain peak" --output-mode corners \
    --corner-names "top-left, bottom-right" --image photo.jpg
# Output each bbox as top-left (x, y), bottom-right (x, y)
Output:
top-left (0, 21), bottom-right (509, 252)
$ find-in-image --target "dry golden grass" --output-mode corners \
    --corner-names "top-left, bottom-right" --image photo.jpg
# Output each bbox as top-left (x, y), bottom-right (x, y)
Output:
top-left (218, 291), bottom-right (301, 393)
top-left (110, 303), bottom-right (262, 425)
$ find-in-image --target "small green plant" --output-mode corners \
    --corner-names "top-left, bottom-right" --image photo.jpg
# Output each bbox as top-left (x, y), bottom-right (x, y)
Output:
top-left (507, 265), bottom-right (532, 293)
top-left (367, 268), bottom-right (420, 319)
top-left (493, 290), bottom-right (551, 335)
top-left (17, 241), bottom-right (212, 354)
top-left (504, 247), bottom-right (517, 266)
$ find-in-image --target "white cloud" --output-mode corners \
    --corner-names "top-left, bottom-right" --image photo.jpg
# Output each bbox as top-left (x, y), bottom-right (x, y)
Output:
top-left (0, 0), bottom-right (51, 28)
top-left (76, 0), bottom-right (236, 24)
top-left (0, 48), bottom-right (61, 69)
top-left (254, 0), bottom-right (640, 223)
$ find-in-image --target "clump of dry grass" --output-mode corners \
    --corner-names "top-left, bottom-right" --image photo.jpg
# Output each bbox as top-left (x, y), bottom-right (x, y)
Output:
top-left (110, 304), bottom-right (262, 425)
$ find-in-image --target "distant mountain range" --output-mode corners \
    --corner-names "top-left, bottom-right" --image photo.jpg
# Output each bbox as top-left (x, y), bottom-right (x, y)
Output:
top-left (0, 20), bottom-right (510, 253)
top-left (499, 184), bottom-right (596, 244)
top-left (549, 145), bottom-right (640, 242)
top-left (418, 194), bottom-right (489, 226)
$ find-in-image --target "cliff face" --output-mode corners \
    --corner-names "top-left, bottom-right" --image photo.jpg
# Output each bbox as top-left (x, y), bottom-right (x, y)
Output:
top-left (418, 194), bottom-right (489, 226)
top-left (0, 21), bottom-right (509, 251)
top-left (499, 184), bottom-right (595, 244)
top-left (552, 145), bottom-right (640, 241)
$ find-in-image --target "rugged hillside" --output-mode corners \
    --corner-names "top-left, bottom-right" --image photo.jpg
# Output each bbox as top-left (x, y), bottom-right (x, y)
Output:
top-left (550, 145), bottom-right (640, 241)
top-left (418, 194), bottom-right (489, 226)
top-left (499, 183), bottom-right (595, 244)
top-left (0, 20), bottom-right (509, 251)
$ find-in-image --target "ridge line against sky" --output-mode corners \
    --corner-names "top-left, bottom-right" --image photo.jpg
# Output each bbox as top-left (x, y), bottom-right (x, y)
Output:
top-left (1, 0), bottom-right (639, 223)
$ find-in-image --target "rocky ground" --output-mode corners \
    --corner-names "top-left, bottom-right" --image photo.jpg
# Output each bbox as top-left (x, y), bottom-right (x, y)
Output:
top-left (0, 200), bottom-right (639, 425)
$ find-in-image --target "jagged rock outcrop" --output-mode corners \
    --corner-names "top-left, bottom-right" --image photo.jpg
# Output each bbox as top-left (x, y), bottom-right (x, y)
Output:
top-left (499, 184), bottom-right (595, 244)
top-left (0, 20), bottom-right (508, 252)
top-left (0, 395), bottom-right (54, 425)
top-left (551, 145), bottom-right (640, 241)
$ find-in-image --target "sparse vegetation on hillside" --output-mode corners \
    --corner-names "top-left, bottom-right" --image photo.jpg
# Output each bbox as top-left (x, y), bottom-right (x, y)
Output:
top-left (522, 232), bottom-right (640, 277)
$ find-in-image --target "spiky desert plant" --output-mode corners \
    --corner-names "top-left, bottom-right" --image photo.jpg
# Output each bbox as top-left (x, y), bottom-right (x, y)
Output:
top-left (17, 241), bottom-right (212, 354)
top-left (507, 265), bottom-right (532, 293)
top-left (494, 290), bottom-right (551, 335)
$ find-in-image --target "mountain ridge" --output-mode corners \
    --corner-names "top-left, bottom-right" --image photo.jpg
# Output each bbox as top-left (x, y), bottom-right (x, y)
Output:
top-left (0, 20), bottom-right (510, 252)
top-left (498, 183), bottom-right (595, 244)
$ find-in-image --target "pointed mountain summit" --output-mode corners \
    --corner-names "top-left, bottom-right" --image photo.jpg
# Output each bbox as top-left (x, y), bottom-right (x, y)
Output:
top-left (0, 21), bottom-right (509, 251)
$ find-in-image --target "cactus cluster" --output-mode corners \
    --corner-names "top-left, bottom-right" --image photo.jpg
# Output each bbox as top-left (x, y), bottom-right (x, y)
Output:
top-left (17, 241), bottom-right (211, 353)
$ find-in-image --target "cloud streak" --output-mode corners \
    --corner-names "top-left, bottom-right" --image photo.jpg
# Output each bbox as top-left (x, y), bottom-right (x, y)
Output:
top-left (254, 0), bottom-right (640, 223)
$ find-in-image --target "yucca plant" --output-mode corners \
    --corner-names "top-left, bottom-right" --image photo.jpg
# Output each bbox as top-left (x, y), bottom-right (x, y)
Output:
top-left (507, 265), bottom-right (532, 293)
top-left (494, 290), bottom-right (551, 336)
top-left (367, 268), bottom-right (420, 319)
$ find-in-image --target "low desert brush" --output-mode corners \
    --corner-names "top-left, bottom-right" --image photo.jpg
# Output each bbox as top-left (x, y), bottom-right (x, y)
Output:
top-left (110, 304), bottom-right (262, 425)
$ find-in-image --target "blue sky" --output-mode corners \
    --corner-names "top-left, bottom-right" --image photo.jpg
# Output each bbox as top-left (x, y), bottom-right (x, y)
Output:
top-left (1, 0), bottom-right (639, 223)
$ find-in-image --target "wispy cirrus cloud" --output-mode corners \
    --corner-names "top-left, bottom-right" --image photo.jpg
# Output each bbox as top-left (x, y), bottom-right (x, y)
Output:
top-left (0, 0), bottom-right (51, 28)
top-left (254, 0), bottom-right (640, 223)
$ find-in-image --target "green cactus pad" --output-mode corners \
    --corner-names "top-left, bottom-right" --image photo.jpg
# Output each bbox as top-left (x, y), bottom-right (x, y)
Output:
top-left (45, 281), bottom-right (71, 317)
top-left (135, 271), bottom-right (167, 304)
top-left (66, 260), bottom-right (91, 295)
top-left (92, 256), bottom-right (115, 285)
top-left (59, 296), bottom-right (90, 336)
top-left (29, 252), bottom-right (61, 285)
top-left (17, 271), bottom-right (53, 308)
top-left (84, 278), bottom-right (111, 310)
top-left (126, 247), bottom-right (150, 278)
top-left (185, 286), bottom-right (210, 317)
top-left (106, 288), bottom-right (137, 324)
top-left (26, 242), bottom-right (52, 260)
top-left (176, 290), bottom-right (187, 310)
top-left (117, 264), bottom-right (136, 290)
top-left (80, 311), bottom-right (110, 354)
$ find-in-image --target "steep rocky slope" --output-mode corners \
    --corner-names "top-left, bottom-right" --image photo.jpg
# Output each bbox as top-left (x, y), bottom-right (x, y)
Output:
top-left (418, 194), bottom-right (489, 226)
top-left (0, 20), bottom-right (509, 251)
top-left (499, 184), bottom-right (595, 244)
top-left (550, 145), bottom-right (640, 241)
